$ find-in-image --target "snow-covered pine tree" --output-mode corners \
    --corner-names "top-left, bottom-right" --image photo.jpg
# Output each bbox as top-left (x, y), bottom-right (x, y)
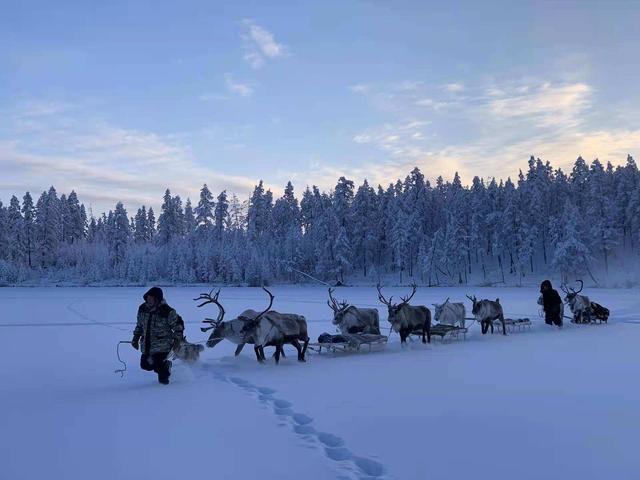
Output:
top-left (388, 180), bottom-right (410, 283)
top-left (551, 200), bottom-right (592, 282)
top-left (134, 206), bottom-right (148, 244)
top-left (0, 200), bottom-right (7, 261)
top-left (21, 192), bottom-right (35, 267)
top-left (214, 190), bottom-right (229, 239)
top-left (351, 179), bottom-right (377, 277)
top-left (35, 187), bottom-right (62, 267)
top-left (109, 202), bottom-right (131, 266)
top-left (195, 184), bottom-right (215, 231)
top-left (158, 190), bottom-right (185, 244)
top-left (7, 196), bottom-right (25, 263)
top-left (271, 182), bottom-right (301, 279)
top-left (586, 159), bottom-right (618, 273)
top-left (65, 191), bottom-right (86, 243)
top-left (184, 199), bottom-right (196, 236)
top-left (146, 207), bottom-right (156, 240)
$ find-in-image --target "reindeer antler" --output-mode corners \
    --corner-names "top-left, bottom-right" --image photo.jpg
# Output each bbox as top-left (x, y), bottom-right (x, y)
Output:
top-left (327, 288), bottom-right (348, 313)
top-left (254, 287), bottom-right (275, 322)
top-left (239, 287), bottom-right (275, 338)
top-left (376, 284), bottom-right (393, 307)
top-left (195, 288), bottom-right (225, 332)
top-left (400, 283), bottom-right (417, 304)
top-left (465, 294), bottom-right (477, 303)
top-left (574, 279), bottom-right (584, 294)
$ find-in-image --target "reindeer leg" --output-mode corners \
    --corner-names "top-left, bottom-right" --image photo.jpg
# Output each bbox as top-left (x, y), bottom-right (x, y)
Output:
top-left (254, 345), bottom-right (263, 363)
top-left (291, 339), bottom-right (304, 362)
top-left (274, 343), bottom-right (283, 364)
top-left (301, 337), bottom-right (309, 360)
top-left (235, 344), bottom-right (245, 356)
top-left (501, 315), bottom-right (507, 335)
top-left (272, 346), bottom-right (286, 359)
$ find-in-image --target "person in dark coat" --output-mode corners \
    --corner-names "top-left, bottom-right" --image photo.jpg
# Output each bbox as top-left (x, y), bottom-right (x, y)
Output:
top-left (538, 280), bottom-right (563, 327)
top-left (132, 287), bottom-right (184, 384)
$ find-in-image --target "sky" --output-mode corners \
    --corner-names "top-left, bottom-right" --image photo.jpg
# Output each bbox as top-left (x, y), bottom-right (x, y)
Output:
top-left (1, 0), bottom-right (639, 214)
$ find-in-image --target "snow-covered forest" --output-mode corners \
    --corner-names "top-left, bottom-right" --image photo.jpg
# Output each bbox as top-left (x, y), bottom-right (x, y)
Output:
top-left (1, 155), bottom-right (639, 286)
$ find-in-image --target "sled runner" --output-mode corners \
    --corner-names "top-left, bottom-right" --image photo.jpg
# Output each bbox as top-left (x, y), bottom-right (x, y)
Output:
top-left (491, 318), bottom-right (531, 333)
top-left (307, 332), bottom-right (388, 354)
top-left (569, 303), bottom-right (609, 324)
top-left (412, 324), bottom-right (468, 342)
top-left (589, 302), bottom-right (609, 323)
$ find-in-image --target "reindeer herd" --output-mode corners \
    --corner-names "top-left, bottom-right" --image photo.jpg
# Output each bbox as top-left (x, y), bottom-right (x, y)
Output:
top-left (190, 280), bottom-right (608, 365)
top-left (192, 282), bottom-right (544, 365)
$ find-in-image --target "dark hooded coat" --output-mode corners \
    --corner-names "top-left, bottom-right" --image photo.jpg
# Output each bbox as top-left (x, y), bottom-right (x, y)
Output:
top-left (538, 280), bottom-right (563, 326)
top-left (133, 287), bottom-right (184, 355)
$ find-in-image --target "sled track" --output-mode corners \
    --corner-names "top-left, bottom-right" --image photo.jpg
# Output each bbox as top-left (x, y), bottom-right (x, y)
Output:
top-left (64, 300), bottom-right (131, 332)
top-left (199, 364), bottom-right (389, 480)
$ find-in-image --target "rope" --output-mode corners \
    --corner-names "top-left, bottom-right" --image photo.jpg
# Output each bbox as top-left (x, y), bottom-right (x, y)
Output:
top-left (283, 263), bottom-right (333, 287)
top-left (115, 341), bottom-right (132, 377)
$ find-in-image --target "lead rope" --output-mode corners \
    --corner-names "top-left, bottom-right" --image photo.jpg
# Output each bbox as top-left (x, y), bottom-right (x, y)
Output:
top-left (115, 341), bottom-right (132, 377)
top-left (115, 338), bottom-right (211, 378)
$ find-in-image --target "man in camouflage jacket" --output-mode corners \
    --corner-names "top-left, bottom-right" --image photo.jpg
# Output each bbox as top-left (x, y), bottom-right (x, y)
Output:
top-left (132, 287), bottom-right (184, 384)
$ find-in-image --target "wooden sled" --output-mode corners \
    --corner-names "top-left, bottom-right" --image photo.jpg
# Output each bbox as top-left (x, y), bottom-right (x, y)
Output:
top-left (416, 324), bottom-right (468, 342)
top-left (307, 333), bottom-right (388, 354)
top-left (491, 318), bottom-right (531, 333)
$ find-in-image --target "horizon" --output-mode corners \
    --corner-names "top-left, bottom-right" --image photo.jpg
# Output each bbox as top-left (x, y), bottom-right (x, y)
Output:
top-left (2, 1), bottom-right (639, 214)
top-left (1, 154), bottom-right (632, 218)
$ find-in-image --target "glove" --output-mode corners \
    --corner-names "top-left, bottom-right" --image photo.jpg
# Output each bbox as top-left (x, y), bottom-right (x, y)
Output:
top-left (131, 336), bottom-right (140, 350)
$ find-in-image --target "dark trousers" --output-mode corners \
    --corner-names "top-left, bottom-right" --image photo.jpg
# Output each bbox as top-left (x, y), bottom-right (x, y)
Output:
top-left (140, 352), bottom-right (171, 383)
top-left (545, 307), bottom-right (563, 327)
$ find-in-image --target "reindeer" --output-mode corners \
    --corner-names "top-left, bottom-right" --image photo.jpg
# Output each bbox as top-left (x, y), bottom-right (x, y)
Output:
top-left (196, 288), bottom-right (309, 364)
top-left (432, 298), bottom-right (466, 328)
top-left (377, 284), bottom-right (431, 344)
top-left (561, 280), bottom-right (591, 324)
top-left (466, 295), bottom-right (506, 335)
top-left (327, 288), bottom-right (381, 334)
top-left (238, 288), bottom-right (310, 365)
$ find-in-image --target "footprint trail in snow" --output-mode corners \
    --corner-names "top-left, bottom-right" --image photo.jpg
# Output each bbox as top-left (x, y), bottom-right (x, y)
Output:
top-left (202, 367), bottom-right (388, 479)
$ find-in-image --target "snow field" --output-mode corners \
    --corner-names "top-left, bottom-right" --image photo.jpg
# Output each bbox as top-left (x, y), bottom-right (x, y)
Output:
top-left (1, 286), bottom-right (639, 480)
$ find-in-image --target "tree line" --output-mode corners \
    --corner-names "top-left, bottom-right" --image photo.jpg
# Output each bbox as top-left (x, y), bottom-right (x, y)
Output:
top-left (0, 155), bottom-right (639, 286)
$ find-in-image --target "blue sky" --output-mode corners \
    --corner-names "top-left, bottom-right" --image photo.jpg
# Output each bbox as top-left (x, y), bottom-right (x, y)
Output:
top-left (1, 0), bottom-right (639, 214)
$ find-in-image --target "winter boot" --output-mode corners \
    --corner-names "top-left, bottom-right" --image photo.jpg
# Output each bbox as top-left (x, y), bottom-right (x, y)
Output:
top-left (158, 360), bottom-right (172, 385)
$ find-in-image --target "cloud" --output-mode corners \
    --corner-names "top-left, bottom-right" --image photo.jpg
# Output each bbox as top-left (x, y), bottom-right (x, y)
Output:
top-left (349, 84), bottom-right (370, 94)
top-left (0, 106), bottom-right (259, 214)
top-left (415, 98), bottom-right (449, 111)
top-left (241, 19), bottom-right (287, 69)
top-left (224, 73), bottom-right (254, 97)
top-left (345, 78), bottom-right (639, 186)
top-left (486, 82), bottom-right (591, 128)
top-left (351, 121), bottom-right (431, 161)
top-left (443, 82), bottom-right (465, 93)
top-left (199, 93), bottom-right (230, 102)
top-left (14, 100), bottom-right (72, 118)
top-left (395, 80), bottom-right (423, 91)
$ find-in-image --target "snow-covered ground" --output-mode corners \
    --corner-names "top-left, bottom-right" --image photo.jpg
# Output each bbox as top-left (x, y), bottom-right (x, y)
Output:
top-left (2, 286), bottom-right (639, 480)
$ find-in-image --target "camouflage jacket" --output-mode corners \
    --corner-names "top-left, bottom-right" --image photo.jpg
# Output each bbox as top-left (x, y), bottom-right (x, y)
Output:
top-left (133, 300), bottom-right (184, 354)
